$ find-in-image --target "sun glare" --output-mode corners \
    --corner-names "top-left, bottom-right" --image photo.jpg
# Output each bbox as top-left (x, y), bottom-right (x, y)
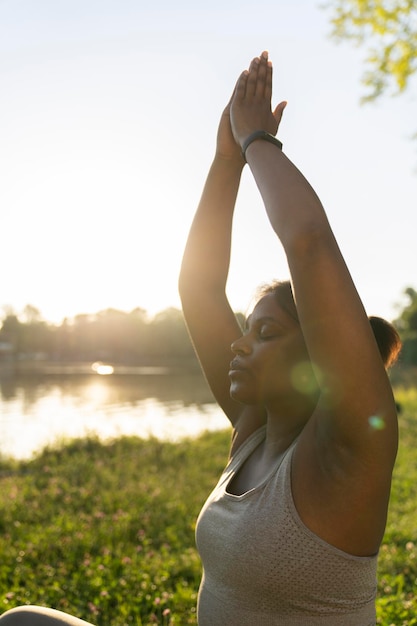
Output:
top-left (91, 362), bottom-right (114, 376)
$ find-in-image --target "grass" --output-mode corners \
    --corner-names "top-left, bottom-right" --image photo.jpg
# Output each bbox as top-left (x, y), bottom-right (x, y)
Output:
top-left (0, 433), bottom-right (229, 625)
top-left (0, 388), bottom-right (416, 625)
top-left (376, 386), bottom-right (417, 625)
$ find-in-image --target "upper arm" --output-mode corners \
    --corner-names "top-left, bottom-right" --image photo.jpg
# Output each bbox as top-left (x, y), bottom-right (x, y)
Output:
top-left (289, 229), bottom-right (398, 553)
top-left (288, 228), bottom-right (397, 461)
top-left (179, 283), bottom-right (267, 446)
top-left (179, 277), bottom-right (243, 424)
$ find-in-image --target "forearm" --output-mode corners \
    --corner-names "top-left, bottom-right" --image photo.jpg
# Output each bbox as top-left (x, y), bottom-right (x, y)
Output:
top-left (245, 140), bottom-right (332, 253)
top-left (179, 156), bottom-right (244, 296)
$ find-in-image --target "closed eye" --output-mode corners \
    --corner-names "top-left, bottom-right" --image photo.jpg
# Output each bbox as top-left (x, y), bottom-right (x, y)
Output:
top-left (258, 324), bottom-right (282, 340)
top-left (245, 315), bottom-right (288, 339)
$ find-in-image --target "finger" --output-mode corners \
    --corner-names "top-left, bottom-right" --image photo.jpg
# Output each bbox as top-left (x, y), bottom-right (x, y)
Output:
top-left (246, 55), bottom-right (260, 96)
top-left (265, 58), bottom-right (273, 101)
top-left (224, 80), bottom-right (239, 113)
top-left (234, 69), bottom-right (249, 103)
top-left (255, 51), bottom-right (269, 99)
top-left (273, 100), bottom-right (287, 125)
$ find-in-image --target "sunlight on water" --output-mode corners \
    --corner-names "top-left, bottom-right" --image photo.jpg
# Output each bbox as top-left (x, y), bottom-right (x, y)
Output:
top-left (91, 362), bottom-right (114, 376)
top-left (0, 362), bottom-right (230, 458)
top-left (0, 396), bottom-right (228, 460)
top-left (0, 371), bottom-right (229, 460)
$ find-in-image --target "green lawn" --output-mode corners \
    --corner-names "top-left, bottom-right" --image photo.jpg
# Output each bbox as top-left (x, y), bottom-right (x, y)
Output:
top-left (0, 387), bottom-right (416, 625)
top-left (377, 386), bottom-right (417, 625)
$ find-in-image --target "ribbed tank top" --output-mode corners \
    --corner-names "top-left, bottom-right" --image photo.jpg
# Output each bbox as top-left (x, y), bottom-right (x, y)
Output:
top-left (195, 426), bottom-right (378, 625)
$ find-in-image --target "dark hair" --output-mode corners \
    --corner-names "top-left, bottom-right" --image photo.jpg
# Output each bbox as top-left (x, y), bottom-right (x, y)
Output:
top-left (255, 280), bottom-right (299, 323)
top-left (368, 316), bottom-right (402, 369)
top-left (255, 280), bottom-right (402, 370)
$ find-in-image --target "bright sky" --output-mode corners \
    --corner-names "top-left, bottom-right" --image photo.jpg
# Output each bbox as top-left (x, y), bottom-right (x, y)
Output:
top-left (1, 0), bottom-right (416, 325)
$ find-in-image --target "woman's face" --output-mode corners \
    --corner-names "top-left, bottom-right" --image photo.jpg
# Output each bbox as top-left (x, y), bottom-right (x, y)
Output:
top-left (229, 293), bottom-right (318, 409)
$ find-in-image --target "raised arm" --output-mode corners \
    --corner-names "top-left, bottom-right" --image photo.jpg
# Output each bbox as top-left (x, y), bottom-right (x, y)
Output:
top-left (230, 52), bottom-right (398, 553)
top-left (179, 96), bottom-right (263, 427)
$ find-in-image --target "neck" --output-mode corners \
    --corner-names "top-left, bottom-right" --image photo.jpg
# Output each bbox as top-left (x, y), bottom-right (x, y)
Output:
top-left (263, 394), bottom-right (317, 452)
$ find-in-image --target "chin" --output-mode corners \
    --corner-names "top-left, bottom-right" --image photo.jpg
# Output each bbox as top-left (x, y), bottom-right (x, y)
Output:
top-left (230, 384), bottom-right (259, 406)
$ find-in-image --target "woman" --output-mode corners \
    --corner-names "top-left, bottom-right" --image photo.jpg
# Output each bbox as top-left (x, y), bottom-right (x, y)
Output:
top-left (0, 51), bottom-right (401, 626)
top-left (178, 51), bottom-right (401, 624)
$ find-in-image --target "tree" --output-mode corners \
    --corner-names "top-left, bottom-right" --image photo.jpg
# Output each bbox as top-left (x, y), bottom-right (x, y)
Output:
top-left (0, 313), bottom-right (22, 354)
top-left (326, 0), bottom-right (417, 102)
top-left (394, 286), bottom-right (417, 364)
top-left (149, 307), bottom-right (193, 362)
top-left (22, 304), bottom-right (43, 325)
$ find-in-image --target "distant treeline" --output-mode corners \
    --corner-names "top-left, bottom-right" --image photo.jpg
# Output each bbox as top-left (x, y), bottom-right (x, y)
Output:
top-left (1, 285), bottom-right (417, 367)
top-left (0, 305), bottom-right (246, 367)
top-left (0, 306), bottom-right (196, 365)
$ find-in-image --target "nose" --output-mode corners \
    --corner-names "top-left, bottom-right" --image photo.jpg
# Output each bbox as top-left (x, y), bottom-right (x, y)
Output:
top-left (231, 334), bottom-right (251, 355)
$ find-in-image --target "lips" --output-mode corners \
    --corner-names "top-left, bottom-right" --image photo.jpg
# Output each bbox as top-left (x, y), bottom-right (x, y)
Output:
top-left (228, 360), bottom-right (248, 376)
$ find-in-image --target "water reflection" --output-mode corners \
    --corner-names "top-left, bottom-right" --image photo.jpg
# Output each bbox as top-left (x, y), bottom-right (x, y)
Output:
top-left (0, 365), bottom-right (230, 460)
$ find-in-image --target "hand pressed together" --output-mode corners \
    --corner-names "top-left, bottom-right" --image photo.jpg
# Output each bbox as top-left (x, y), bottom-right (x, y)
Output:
top-left (215, 93), bottom-right (245, 165)
top-left (215, 51), bottom-right (286, 165)
top-left (230, 50), bottom-right (287, 150)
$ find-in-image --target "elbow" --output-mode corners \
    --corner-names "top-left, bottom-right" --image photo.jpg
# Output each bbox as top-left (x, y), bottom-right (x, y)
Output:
top-left (178, 261), bottom-right (203, 304)
top-left (284, 222), bottom-right (336, 262)
top-left (178, 265), bottom-right (190, 302)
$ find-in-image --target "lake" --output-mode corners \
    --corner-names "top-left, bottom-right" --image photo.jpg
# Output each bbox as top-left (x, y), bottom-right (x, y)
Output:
top-left (0, 363), bottom-right (230, 460)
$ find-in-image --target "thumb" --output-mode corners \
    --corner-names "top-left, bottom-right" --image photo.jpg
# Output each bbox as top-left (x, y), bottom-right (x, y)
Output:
top-left (273, 100), bottom-right (287, 126)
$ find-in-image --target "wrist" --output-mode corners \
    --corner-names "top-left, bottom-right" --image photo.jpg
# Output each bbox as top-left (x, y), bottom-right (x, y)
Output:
top-left (213, 151), bottom-right (245, 171)
top-left (241, 130), bottom-right (283, 162)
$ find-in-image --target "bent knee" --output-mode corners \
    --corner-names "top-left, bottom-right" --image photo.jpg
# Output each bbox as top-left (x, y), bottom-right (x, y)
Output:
top-left (0, 606), bottom-right (42, 625)
top-left (0, 606), bottom-right (94, 626)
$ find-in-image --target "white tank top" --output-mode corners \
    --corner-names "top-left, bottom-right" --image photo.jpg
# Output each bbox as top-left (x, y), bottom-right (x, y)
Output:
top-left (196, 426), bottom-right (378, 625)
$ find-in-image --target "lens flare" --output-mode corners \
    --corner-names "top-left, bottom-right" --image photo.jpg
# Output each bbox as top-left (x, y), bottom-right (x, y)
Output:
top-left (290, 362), bottom-right (319, 395)
top-left (368, 415), bottom-right (386, 430)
